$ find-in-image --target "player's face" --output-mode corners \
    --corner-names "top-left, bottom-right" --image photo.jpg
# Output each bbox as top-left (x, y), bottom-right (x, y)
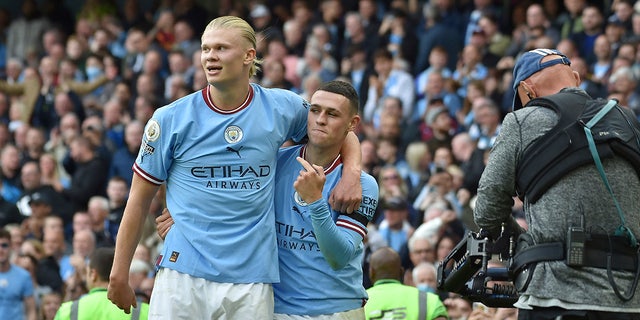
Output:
top-left (200, 27), bottom-right (255, 86)
top-left (307, 90), bottom-right (358, 148)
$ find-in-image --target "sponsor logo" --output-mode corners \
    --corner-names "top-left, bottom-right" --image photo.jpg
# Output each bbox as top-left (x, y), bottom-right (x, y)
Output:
top-left (359, 196), bottom-right (378, 220)
top-left (169, 251), bottom-right (179, 262)
top-left (292, 206), bottom-right (304, 219)
top-left (226, 146), bottom-right (243, 158)
top-left (190, 165), bottom-right (271, 178)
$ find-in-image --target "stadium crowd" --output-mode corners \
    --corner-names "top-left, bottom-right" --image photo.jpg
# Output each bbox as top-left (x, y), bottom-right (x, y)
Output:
top-left (1, 0), bottom-right (639, 319)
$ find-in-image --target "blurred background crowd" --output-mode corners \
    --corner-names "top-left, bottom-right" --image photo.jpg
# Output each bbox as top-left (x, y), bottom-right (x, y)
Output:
top-left (1, 0), bottom-right (638, 319)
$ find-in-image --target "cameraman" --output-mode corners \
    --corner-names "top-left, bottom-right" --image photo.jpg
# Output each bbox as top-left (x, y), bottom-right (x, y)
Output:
top-left (474, 48), bottom-right (640, 319)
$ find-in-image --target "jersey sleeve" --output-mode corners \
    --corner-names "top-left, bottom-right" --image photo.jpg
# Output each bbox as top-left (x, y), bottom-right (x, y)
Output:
top-left (286, 94), bottom-right (309, 143)
top-left (132, 110), bottom-right (174, 185)
top-left (307, 172), bottom-right (379, 270)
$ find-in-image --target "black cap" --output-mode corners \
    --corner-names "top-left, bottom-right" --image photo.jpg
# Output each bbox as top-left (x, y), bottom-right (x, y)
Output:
top-left (385, 197), bottom-right (408, 210)
top-left (29, 192), bottom-right (51, 206)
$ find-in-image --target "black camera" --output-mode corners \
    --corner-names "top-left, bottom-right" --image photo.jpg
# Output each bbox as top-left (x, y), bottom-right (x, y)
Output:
top-left (436, 226), bottom-right (519, 308)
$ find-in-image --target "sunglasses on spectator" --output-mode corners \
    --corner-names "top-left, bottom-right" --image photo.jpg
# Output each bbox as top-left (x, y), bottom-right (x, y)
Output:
top-left (0, 243), bottom-right (9, 249)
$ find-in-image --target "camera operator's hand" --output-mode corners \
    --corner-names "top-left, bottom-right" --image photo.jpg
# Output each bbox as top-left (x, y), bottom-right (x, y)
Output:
top-left (468, 308), bottom-right (493, 320)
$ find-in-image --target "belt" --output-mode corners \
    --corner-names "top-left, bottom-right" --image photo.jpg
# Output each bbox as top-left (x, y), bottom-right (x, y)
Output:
top-left (511, 235), bottom-right (639, 275)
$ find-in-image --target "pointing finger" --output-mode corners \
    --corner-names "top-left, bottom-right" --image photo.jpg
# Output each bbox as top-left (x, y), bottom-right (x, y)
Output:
top-left (296, 157), bottom-right (317, 173)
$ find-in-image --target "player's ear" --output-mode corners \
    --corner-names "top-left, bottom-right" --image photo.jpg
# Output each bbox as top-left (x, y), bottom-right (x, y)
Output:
top-left (348, 115), bottom-right (360, 132)
top-left (244, 48), bottom-right (256, 65)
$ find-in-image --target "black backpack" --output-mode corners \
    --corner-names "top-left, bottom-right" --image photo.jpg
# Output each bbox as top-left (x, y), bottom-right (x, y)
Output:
top-left (516, 90), bottom-right (640, 203)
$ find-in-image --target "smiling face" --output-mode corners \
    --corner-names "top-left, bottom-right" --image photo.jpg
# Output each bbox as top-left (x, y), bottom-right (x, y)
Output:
top-left (307, 90), bottom-right (359, 149)
top-left (200, 26), bottom-right (255, 88)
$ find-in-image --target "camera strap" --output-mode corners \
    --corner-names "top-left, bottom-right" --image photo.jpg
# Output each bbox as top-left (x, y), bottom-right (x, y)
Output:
top-left (582, 99), bottom-right (638, 248)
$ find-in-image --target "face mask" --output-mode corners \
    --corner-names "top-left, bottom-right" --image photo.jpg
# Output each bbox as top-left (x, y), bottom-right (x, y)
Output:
top-left (416, 283), bottom-right (435, 293)
top-left (85, 66), bottom-right (103, 81)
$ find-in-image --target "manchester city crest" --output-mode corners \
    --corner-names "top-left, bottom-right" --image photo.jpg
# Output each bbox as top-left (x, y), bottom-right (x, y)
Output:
top-left (224, 125), bottom-right (243, 144)
top-left (294, 191), bottom-right (308, 206)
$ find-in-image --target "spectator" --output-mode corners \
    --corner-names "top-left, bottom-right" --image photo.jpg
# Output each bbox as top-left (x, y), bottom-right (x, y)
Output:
top-left (423, 106), bottom-right (455, 156)
top-left (109, 121), bottom-right (143, 186)
top-left (507, 3), bottom-right (561, 57)
top-left (17, 162), bottom-right (73, 227)
top-left (364, 49), bottom-right (415, 124)
top-left (168, 18), bottom-right (198, 60)
top-left (61, 136), bottom-right (109, 212)
top-left (377, 197), bottom-right (415, 253)
top-left (37, 229), bottom-right (64, 294)
top-left (340, 43), bottom-right (372, 109)
top-left (571, 56), bottom-right (608, 99)
top-left (44, 113), bottom-right (80, 185)
top-left (39, 152), bottom-right (70, 192)
top-left (39, 291), bottom-right (62, 320)
top-left (609, 66), bottom-right (640, 118)
top-left (452, 44), bottom-right (488, 98)
top-left (164, 49), bottom-right (192, 101)
top-left (361, 138), bottom-right (381, 178)
top-left (6, 0), bottom-right (51, 63)
top-left (0, 228), bottom-right (37, 320)
top-left (414, 46), bottom-right (453, 102)
top-left (146, 10), bottom-right (175, 52)
top-left (590, 34), bottom-right (613, 86)
top-left (402, 230), bottom-right (437, 286)
top-left (400, 141), bottom-right (432, 203)
top-left (414, 3), bottom-right (464, 75)
top-left (81, 115), bottom-right (115, 166)
top-left (467, 97), bottom-right (502, 150)
top-left (341, 12), bottom-right (377, 63)
top-left (378, 8), bottom-right (418, 66)
top-left (412, 262), bottom-right (439, 295)
top-left (102, 99), bottom-right (126, 151)
top-left (260, 59), bottom-right (295, 91)
top-left (570, 5), bottom-right (604, 65)
top-left (560, 0), bottom-right (587, 39)
top-left (87, 196), bottom-right (113, 247)
top-left (1, 144), bottom-right (24, 203)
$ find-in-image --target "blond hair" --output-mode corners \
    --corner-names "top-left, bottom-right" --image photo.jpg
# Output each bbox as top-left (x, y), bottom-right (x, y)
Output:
top-left (203, 16), bottom-right (262, 77)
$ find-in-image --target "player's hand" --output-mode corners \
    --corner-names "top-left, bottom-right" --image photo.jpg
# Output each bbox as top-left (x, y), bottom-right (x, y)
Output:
top-left (294, 157), bottom-right (325, 204)
top-left (156, 208), bottom-right (174, 240)
top-left (329, 166), bottom-right (362, 213)
top-left (107, 278), bottom-right (137, 314)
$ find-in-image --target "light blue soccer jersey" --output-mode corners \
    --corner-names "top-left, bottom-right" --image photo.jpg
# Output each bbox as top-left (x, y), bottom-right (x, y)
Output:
top-left (0, 265), bottom-right (34, 319)
top-left (135, 84), bottom-right (308, 283)
top-left (273, 145), bottom-right (379, 315)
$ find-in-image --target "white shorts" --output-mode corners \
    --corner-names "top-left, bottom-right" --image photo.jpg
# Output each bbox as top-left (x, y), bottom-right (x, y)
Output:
top-left (149, 268), bottom-right (274, 320)
top-left (274, 308), bottom-right (365, 320)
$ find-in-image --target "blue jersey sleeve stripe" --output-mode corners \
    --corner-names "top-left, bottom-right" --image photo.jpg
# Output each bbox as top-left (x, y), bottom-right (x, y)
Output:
top-left (133, 163), bottom-right (163, 185)
top-left (336, 219), bottom-right (367, 239)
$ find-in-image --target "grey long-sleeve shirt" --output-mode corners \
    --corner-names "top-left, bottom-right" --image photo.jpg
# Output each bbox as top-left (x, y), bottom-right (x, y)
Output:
top-left (474, 88), bottom-right (640, 312)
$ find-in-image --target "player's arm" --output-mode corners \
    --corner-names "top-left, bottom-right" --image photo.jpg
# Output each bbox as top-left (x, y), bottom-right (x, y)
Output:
top-left (23, 295), bottom-right (36, 320)
top-left (330, 132), bottom-right (362, 213)
top-left (296, 158), bottom-right (377, 269)
top-left (108, 174), bottom-right (160, 313)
